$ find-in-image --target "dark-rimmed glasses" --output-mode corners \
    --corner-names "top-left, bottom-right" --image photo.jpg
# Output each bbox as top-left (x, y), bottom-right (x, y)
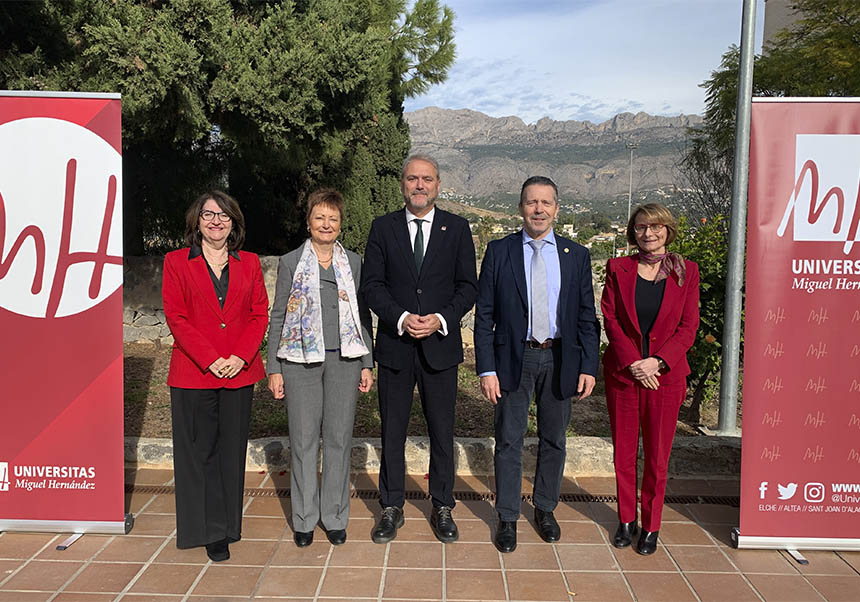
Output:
top-left (200, 210), bottom-right (232, 222)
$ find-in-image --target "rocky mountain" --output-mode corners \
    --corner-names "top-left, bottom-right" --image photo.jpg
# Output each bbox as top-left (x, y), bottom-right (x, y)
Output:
top-left (405, 107), bottom-right (702, 213)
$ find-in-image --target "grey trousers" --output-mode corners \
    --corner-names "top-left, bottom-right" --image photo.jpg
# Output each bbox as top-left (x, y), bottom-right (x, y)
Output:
top-left (280, 350), bottom-right (362, 532)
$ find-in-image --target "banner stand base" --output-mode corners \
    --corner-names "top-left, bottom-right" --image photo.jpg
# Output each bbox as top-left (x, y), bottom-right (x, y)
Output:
top-left (733, 527), bottom-right (860, 552)
top-left (0, 513), bottom-right (135, 536)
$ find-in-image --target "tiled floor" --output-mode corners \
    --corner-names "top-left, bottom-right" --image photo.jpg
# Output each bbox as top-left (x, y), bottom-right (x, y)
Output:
top-left (0, 470), bottom-right (858, 601)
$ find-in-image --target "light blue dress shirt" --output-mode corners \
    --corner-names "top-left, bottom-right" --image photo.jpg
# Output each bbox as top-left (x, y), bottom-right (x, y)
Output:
top-left (523, 229), bottom-right (561, 341)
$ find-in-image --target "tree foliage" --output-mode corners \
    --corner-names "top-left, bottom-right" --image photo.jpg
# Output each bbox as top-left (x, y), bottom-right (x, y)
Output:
top-left (0, 0), bottom-right (455, 254)
top-left (679, 0), bottom-right (860, 222)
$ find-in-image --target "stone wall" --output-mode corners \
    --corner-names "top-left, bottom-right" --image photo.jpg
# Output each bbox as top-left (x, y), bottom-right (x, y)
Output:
top-left (123, 255), bottom-right (606, 345)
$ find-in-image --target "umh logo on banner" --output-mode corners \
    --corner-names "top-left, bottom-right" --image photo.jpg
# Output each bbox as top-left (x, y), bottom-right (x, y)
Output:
top-left (739, 98), bottom-right (860, 551)
top-left (0, 91), bottom-right (130, 534)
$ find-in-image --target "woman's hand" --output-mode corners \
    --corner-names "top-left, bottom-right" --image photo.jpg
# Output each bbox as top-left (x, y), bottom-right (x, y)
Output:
top-left (268, 373), bottom-right (285, 399)
top-left (628, 357), bottom-right (661, 380)
top-left (208, 358), bottom-right (227, 377)
top-left (637, 374), bottom-right (660, 390)
top-left (358, 368), bottom-right (374, 393)
top-left (221, 354), bottom-right (245, 378)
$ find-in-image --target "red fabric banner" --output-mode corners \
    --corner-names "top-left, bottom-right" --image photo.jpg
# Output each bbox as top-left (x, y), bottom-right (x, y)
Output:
top-left (740, 99), bottom-right (860, 546)
top-left (0, 94), bottom-right (125, 528)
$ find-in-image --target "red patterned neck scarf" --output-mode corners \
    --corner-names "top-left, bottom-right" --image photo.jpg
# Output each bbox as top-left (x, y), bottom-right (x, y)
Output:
top-left (638, 251), bottom-right (686, 285)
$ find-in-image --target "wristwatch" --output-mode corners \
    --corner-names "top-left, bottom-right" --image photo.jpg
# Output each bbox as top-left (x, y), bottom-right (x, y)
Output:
top-left (656, 357), bottom-right (668, 371)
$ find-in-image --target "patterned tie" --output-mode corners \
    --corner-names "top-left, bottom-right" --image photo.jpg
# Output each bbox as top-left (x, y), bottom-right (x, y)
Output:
top-left (413, 218), bottom-right (425, 272)
top-left (529, 239), bottom-right (549, 343)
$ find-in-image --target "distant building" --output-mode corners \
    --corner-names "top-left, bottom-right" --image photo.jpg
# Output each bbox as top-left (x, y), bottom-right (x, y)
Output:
top-left (763, 0), bottom-right (798, 47)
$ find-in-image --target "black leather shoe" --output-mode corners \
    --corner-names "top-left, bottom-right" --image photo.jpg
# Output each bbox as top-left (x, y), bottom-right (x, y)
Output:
top-left (372, 506), bottom-right (404, 543)
top-left (293, 530), bottom-right (314, 547)
top-left (534, 508), bottom-right (561, 543)
top-left (325, 528), bottom-right (347, 546)
top-left (613, 521), bottom-right (639, 548)
top-left (430, 505), bottom-right (459, 543)
top-left (494, 520), bottom-right (517, 553)
top-left (636, 530), bottom-right (659, 555)
top-left (205, 538), bottom-right (230, 562)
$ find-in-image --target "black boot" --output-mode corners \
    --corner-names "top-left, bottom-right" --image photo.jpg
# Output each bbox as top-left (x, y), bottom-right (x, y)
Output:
top-left (635, 530), bottom-right (659, 555)
top-left (612, 521), bottom-right (638, 548)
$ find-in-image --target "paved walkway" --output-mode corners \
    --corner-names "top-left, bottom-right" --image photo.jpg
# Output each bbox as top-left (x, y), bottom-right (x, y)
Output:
top-left (0, 469), bottom-right (858, 601)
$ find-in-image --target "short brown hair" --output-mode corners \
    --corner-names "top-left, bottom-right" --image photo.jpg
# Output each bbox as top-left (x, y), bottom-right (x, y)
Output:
top-left (626, 203), bottom-right (677, 248)
top-left (184, 190), bottom-right (246, 251)
top-left (306, 188), bottom-right (345, 222)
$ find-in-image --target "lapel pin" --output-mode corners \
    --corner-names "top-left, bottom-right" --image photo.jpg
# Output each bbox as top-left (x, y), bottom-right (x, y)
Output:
top-left (441, 225), bottom-right (447, 231)
top-left (564, 247), bottom-right (569, 253)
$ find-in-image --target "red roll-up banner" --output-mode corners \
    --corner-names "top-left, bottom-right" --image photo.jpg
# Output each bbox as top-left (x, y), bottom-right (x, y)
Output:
top-left (739, 98), bottom-right (860, 550)
top-left (0, 92), bottom-right (129, 534)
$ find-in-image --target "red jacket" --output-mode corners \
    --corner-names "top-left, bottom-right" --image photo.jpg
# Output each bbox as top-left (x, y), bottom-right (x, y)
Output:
top-left (600, 254), bottom-right (700, 385)
top-left (162, 248), bottom-right (269, 389)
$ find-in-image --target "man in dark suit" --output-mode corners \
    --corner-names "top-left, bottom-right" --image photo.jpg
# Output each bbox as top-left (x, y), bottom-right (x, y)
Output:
top-left (474, 176), bottom-right (600, 553)
top-left (361, 154), bottom-right (478, 544)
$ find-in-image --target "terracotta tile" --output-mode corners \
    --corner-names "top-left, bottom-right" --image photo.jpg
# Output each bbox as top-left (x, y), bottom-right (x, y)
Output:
top-left (153, 539), bottom-right (208, 564)
top-left (624, 571), bottom-right (697, 601)
top-left (388, 541), bottom-right (442, 568)
top-left (268, 540), bottom-right (329, 566)
top-left (254, 566), bottom-right (322, 598)
top-left (240, 516), bottom-right (287, 540)
top-left (344, 517), bottom-right (376, 542)
top-left (0, 558), bottom-right (20, 579)
top-left (576, 477), bottom-right (618, 495)
top-left (34, 535), bottom-right (111, 561)
top-left (806, 575), bottom-right (860, 602)
top-left (454, 499), bottom-right (496, 522)
top-left (666, 478), bottom-right (714, 495)
top-left (129, 563), bottom-right (202, 594)
top-left (221, 539), bottom-right (276, 566)
top-left (588, 501), bottom-right (619, 523)
top-left (556, 543), bottom-right (618, 571)
top-left (255, 599), bottom-right (313, 602)
top-left (746, 573), bottom-right (825, 601)
top-left (125, 492), bottom-right (157, 513)
top-left (52, 595), bottom-right (114, 601)
top-left (658, 522), bottom-right (714, 545)
top-left (382, 568), bottom-right (441, 600)
top-left (660, 503), bottom-right (696, 523)
top-left (0, 593), bottom-right (51, 602)
top-left (723, 548), bottom-right (799, 574)
top-left (129, 513), bottom-right (176, 536)
top-left (697, 523), bottom-right (736, 547)
top-left (665, 545), bottom-right (736, 572)
top-left (454, 475), bottom-right (491, 493)
top-left (455, 518), bottom-right (492, 543)
top-left (129, 469), bottom-right (174, 485)
top-left (191, 564), bottom-right (263, 597)
top-left (121, 596), bottom-right (184, 602)
top-left (554, 501), bottom-right (592, 521)
top-left (446, 568), bottom-right (506, 600)
top-left (687, 503), bottom-right (740, 525)
top-left (346, 501), bottom-right (376, 520)
top-left (612, 545), bottom-right (677, 571)
top-left (65, 562), bottom-right (144, 593)
top-left (0, 534), bottom-right (56, 559)
top-left (404, 474), bottom-right (430, 493)
top-left (559, 521), bottom-right (608, 544)
top-left (403, 497), bottom-right (433, 516)
top-left (499, 542), bottom-right (559, 569)
top-left (504, 570), bottom-right (570, 601)
top-left (684, 573), bottom-right (760, 602)
top-left (559, 476), bottom-right (586, 493)
top-left (444, 543), bottom-right (501, 569)
top-left (564, 571), bottom-right (634, 601)
top-left (394, 518), bottom-right (436, 542)
top-left (244, 470), bottom-right (268, 488)
top-left (136, 494), bottom-right (177, 514)
top-left (788, 550), bottom-right (857, 575)
top-left (1, 559), bottom-right (84, 591)
top-left (838, 550), bottom-right (860, 572)
top-left (244, 495), bottom-right (290, 517)
top-left (351, 472), bottom-right (379, 490)
top-left (266, 470), bottom-right (291, 490)
top-left (320, 566), bottom-right (384, 598)
top-left (329, 541), bottom-right (386, 567)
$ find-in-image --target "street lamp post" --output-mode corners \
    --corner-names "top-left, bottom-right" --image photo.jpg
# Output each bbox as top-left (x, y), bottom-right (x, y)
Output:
top-left (626, 141), bottom-right (638, 253)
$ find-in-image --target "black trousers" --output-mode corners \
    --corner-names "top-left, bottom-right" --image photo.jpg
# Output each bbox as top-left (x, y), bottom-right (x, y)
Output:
top-left (377, 346), bottom-right (457, 509)
top-left (170, 385), bottom-right (253, 549)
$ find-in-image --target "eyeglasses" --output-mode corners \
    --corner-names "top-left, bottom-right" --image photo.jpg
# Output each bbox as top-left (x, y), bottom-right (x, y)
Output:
top-left (200, 210), bottom-right (232, 222)
top-left (633, 223), bottom-right (665, 234)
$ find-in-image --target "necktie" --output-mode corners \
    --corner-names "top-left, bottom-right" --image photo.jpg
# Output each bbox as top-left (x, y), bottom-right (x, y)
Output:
top-left (529, 239), bottom-right (549, 343)
top-left (413, 218), bottom-right (425, 272)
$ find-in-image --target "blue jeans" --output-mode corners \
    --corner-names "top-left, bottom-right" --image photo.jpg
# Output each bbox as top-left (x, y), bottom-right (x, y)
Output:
top-left (494, 346), bottom-right (572, 521)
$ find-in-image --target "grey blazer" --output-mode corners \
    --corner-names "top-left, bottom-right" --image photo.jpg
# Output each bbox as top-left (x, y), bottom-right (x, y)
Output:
top-left (267, 245), bottom-right (374, 372)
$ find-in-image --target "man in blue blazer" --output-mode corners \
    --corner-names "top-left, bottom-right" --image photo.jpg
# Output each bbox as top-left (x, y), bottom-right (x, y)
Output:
top-left (361, 154), bottom-right (478, 544)
top-left (474, 176), bottom-right (600, 553)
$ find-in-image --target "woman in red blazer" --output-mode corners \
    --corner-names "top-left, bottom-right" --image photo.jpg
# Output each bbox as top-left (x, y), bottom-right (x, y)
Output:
top-left (162, 190), bottom-right (269, 562)
top-left (601, 203), bottom-right (699, 555)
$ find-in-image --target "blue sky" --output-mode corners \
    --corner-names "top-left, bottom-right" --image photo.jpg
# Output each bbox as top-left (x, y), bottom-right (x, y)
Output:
top-left (404, 0), bottom-right (765, 123)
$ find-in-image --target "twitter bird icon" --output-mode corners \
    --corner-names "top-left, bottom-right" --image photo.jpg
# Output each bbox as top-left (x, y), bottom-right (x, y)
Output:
top-left (777, 483), bottom-right (798, 500)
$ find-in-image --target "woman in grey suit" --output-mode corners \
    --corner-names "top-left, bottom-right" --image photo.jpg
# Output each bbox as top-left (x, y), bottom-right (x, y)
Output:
top-left (267, 188), bottom-right (374, 547)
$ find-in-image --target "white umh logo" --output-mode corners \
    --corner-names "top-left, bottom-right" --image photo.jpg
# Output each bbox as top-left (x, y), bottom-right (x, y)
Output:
top-left (0, 462), bottom-right (9, 491)
top-left (777, 134), bottom-right (860, 254)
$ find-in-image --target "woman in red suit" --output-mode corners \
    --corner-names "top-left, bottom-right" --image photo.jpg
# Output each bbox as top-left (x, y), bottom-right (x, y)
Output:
top-left (162, 191), bottom-right (269, 562)
top-left (601, 203), bottom-right (699, 555)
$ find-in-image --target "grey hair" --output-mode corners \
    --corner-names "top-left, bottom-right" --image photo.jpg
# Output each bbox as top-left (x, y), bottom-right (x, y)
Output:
top-left (401, 154), bottom-right (440, 180)
top-left (519, 175), bottom-right (558, 205)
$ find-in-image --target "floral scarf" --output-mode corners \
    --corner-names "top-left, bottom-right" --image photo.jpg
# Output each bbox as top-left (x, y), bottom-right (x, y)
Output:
top-left (638, 251), bottom-right (686, 285)
top-left (277, 239), bottom-right (369, 363)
